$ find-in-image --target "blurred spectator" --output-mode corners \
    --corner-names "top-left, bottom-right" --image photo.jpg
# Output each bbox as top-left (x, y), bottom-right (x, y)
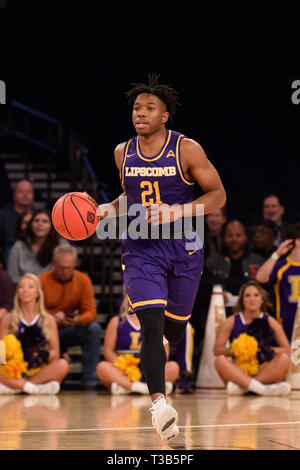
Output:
top-left (0, 268), bottom-right (15, 322)
top-left (15, 210), bottom-right (34, 239)
top-left (0, 273), bottom-right (69, 394)
top-left (263, 194), bottom-right (290, 247)
top-left (0, 180), bottom-right (35, 267)
top-left (38, 244), bottom-right (101, 390)
top-left (7, 210), bottom-right (64, 283)
top-left (204, 206), bottom-right (227, 258)
top-left (252, 219), bottom-right (278, 260)
top-left (214, 280), bottom-right (291, 396)
top-left (256, 222), bottom-right (300, 342)
top-left (96, 288), bottom-right (179, 395)
top-left (206, 220), bottom-right (265, 312)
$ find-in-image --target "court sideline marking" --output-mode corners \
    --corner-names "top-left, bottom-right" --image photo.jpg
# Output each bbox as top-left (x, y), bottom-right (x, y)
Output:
top-left (0, 420), bottom-right (300, 434)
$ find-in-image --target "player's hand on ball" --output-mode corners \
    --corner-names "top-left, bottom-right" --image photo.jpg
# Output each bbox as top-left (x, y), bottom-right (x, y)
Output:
top-left (145, 203), bottom-right (182, 226)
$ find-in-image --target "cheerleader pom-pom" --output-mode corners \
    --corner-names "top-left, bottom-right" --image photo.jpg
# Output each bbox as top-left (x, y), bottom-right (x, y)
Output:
top-left (0, 335), bottom-right (28, 379)
top-left (231, 333), bottom-right (260, 376)
top-left (114, 354), bottom-right (142, 382)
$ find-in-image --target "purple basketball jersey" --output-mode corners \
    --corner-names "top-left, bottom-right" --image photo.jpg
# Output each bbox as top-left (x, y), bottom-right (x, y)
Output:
top-left (121, 130), bottom-right (195, 212)
top-left (120, 129), bottom-right (204, 321)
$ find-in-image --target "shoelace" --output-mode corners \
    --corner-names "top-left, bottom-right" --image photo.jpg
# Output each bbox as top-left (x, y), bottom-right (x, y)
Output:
top-left (149, 396), bottom-right (164, 412)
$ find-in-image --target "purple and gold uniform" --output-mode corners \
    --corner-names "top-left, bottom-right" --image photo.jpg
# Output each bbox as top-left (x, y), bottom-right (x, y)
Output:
top-left (230, 312), bottom-right (269, 341)
top-left (16, 314), bottom-right (47, 371)
top-left (121, 130), bottom-right (204, 323)
top-left (268, 257), bottom-right (300, 341)
top-left (115, 315), bottom-right (141, 354)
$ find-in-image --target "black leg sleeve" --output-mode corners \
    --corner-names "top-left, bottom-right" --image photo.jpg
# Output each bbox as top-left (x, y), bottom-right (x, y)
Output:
top-left (136, 307), bottom-right (166, 396)
top-left (164, 316), bottom-right (187, 345)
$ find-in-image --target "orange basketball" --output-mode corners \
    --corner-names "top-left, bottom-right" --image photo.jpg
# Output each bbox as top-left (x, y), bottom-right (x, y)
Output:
top-left (51, 192), bottom-right (99, 241)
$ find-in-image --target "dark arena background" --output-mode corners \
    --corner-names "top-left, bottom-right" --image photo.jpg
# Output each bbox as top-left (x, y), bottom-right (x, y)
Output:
top-left (0, 1), bottom-right (300, 456)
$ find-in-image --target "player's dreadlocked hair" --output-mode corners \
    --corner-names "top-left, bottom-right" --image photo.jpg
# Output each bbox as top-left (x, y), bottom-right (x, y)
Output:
top-left (125, 73), bottom-right (180, 121)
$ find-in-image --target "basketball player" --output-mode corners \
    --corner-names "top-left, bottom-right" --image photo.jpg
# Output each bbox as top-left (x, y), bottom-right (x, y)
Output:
top-left (98, 74), bottom-right (226, 441)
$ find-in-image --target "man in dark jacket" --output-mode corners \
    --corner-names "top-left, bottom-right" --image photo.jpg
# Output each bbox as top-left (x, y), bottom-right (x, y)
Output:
top-left (205, 220), bottom-right (265, 313)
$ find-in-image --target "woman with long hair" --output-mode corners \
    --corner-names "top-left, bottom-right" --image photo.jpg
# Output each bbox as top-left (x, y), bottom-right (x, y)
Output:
top-left (214, 280), bottom-right (291, 396)
top-left (7, 210), bottom-right (65, 283)
top-left (0, 273), bottom-right (69, 394)
top-left (204, 206), bottom-right (227, 258)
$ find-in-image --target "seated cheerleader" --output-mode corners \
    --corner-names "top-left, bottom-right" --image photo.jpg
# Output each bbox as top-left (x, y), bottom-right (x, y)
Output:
top-left (214, 280), bottom-right (291, 396)
top-left (0, 273), bottom-right (69, 394)
top-left (96, 286), bottom-right (180, 395)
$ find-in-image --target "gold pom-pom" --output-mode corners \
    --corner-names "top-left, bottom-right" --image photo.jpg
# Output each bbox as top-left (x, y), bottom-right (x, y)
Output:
top-left (114, 354), bottom-right (142, 382)
top-left (0, 335), bottom-right (28, 379)
top-left (231, 333), bottom-right (260, 376)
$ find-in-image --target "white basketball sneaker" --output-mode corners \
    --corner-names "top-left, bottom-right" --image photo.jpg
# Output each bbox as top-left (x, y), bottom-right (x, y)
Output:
top-left (149, 395), bottom-right (179, 441)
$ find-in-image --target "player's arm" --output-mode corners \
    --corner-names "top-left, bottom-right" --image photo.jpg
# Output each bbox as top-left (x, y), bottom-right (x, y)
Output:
top-left (146, 139), bottom-right (226, 225)
top-left (213, 315), bottom-right (235, 357)
top-left (180, 139), bottom-right (226, 216)
top-left (97, 143), bottom-right (128, 219)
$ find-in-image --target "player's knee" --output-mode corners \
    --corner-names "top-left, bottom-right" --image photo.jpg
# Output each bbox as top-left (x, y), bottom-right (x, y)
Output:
top-left (136, 307), bottom-right (165, 338)
top-left (164, 317), bottom-right (186, 345)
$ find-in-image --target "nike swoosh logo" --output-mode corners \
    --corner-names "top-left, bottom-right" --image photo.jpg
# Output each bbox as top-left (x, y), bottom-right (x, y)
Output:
top-left (127, 153), bottom-right (136, 157)
top-left (188, 250), bottom-right (197, 255)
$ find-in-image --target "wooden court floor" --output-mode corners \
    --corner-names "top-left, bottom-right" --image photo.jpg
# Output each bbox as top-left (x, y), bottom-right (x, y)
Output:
top-left (1, 389), bottom-right (300, 450)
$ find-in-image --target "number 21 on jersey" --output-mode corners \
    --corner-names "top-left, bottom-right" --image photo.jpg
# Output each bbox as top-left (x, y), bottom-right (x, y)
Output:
top-left (140, 181), bottom-right (162, 206)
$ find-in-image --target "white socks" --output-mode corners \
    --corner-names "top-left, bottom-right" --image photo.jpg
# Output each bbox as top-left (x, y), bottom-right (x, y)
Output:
top-left (240, 379), bottom-right (291, 396)
top-left (23, 381), bottom-right (60, 395)
top-left (131, 381), bottom-right (149, 394)
top-left (248, 378), bottom-right (266, 395)
top-left (0, 383), bottom-right (21, 394)
top-left (131, 381), bottom-right (173, 395)
top-left (23, 381), bottom-right (39, 394)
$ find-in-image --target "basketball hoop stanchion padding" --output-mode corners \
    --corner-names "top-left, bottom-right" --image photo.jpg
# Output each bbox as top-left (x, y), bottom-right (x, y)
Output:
top-left (0, 340), bottom-right (5, 365)
top-left (196, 284), bottom-right (227, 389)
top-left (287, 296), bottom-right (300, 390)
